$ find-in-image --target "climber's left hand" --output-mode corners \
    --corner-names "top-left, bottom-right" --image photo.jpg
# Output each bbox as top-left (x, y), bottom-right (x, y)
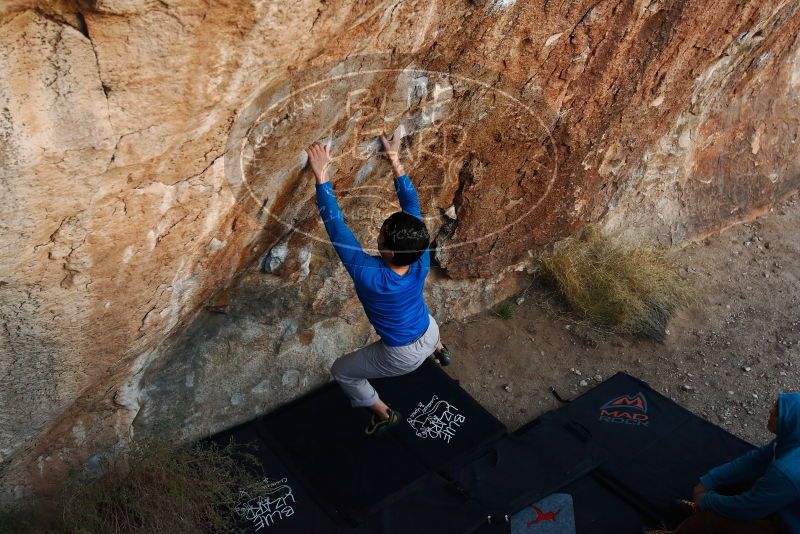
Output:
top-left (306, 141), bottom-right (331, 184)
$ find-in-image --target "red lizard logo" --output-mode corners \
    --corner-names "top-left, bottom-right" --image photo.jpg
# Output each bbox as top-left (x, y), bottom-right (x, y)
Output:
top-left (528, 505), bottom-right (560, 526)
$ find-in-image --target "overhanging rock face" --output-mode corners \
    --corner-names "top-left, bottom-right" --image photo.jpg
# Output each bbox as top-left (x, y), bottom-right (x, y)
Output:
top-left (0, 0), bottom-right (798, 501)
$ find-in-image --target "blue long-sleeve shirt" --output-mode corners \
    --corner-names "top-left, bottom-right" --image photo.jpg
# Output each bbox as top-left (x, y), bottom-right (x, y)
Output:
top-left (700, 393), bottom-right (800, 532)
top-left (315, 174), bottom-right (431, 346)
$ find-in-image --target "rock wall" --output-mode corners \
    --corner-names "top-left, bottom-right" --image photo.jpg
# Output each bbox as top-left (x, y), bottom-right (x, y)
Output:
top-left (1, 0), bottom-right (798, 501)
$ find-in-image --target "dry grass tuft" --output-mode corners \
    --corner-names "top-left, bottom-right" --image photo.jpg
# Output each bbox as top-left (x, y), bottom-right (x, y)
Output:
top-left (0, 437), bottom-right (260, 534)
top-left (537, 226), bottom-right (694, 341)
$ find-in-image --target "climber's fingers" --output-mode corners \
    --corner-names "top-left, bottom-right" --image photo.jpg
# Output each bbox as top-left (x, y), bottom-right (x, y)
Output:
top-left (306, 143), bottom-right (318, 159)
top-left (380, 130), bottom-right (402, 156)
top-left (379, 133), bottom-right (397, 157)
top-left (306, 141), bottom-right (330, 159)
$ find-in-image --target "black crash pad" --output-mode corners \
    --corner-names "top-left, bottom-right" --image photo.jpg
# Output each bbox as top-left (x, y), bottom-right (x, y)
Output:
top-left (472, 476), bottom-right (656, 534)
top-left (598, 415), bottom-right (754, 526)
top-left (443, 418), bottom-right (604, 519)
top-left (451, 372), bottom-right (753, 533)
top-left (538, 372), bottom-right (754, 526)
top-left (559, 474), bottom-right (654, 534)
top-left (202, 369), bottom-right (753, 534)
top-left (532, 372), bottom-right (694, 455)
top-left (204, 421), bottom-right (336, 533)
top-left (372, 360), bottom-right (507, 469)
top-left (352, 472), bottom-right (487, 534)
top-left (257, 359), bottom-right (507, 523)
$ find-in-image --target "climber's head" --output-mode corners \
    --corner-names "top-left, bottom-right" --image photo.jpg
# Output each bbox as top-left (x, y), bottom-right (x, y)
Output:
top-left (378, 212), bottom-right (430, 267)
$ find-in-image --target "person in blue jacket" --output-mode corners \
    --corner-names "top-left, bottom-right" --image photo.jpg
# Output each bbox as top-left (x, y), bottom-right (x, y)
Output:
top-left (671, 393), bottom-right (800, 533)
top-left (305, 131), bottom-right (448, 437)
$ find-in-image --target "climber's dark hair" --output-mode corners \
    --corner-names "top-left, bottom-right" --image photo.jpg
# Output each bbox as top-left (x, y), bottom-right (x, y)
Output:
top-left (381, 212), bottom-right (430, 266)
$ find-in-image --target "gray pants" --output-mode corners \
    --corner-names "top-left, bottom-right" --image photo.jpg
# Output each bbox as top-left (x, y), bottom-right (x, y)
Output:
top-left (331, 315), bottom-right (440, 408)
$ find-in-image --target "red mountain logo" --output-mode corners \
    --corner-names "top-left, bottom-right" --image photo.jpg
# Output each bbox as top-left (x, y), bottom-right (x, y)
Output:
top-left (599, 393), bottom-right (650, 427)
top-left (601, 393), bottom-right (647, 412)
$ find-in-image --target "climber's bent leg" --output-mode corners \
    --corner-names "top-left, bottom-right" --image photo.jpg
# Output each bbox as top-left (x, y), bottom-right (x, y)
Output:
top-left (330, 341), bottom-right (386, 409)
top-left (330, 316), bottom-right (440, 413)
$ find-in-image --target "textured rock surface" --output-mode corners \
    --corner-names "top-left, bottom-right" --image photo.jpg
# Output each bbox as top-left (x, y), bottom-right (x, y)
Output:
top-left (1, 0), bottom-right (798, 501)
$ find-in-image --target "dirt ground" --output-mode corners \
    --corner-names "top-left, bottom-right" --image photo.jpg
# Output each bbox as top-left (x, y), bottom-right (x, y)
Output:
top-left (441, 193), bottom-right (799, 446)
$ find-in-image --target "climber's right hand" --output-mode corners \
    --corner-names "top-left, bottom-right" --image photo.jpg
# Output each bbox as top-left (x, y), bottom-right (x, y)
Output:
top-left (379, 131), bottom-right (402, 163)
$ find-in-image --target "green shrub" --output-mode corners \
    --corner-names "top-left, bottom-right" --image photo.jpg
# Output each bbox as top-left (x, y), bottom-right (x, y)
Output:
top-left (493, 301), bottom-right (515, 320)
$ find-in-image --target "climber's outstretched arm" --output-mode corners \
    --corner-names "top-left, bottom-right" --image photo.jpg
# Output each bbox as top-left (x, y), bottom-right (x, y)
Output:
top-left (380, 132), bottom-right (422, 221)
top-left (307, 142), bottom-right (372, 280)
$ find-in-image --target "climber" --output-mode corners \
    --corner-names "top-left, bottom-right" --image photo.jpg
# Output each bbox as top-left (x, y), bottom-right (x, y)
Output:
top-left (651, 394), bottom-right (800, 534)
top-left (306, 130), bottom-right (450, 436)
